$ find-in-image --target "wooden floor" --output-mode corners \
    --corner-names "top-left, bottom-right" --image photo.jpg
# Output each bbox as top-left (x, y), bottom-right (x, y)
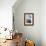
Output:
top-left (0, 39), bottom-right (16, 46)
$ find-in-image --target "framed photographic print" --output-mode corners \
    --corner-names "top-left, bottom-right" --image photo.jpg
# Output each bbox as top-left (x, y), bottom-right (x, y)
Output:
top-left (24, 13), bottom-right (34, 26)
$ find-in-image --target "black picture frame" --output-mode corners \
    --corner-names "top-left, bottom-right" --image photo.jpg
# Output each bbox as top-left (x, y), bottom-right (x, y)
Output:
top-left (24, 13), bottom-right (34, 26)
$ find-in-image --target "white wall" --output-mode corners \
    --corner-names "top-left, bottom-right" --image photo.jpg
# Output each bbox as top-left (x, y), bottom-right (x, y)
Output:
top-left (13, 0), bottom-right (41, 46)
top-left (0, 0), bottom-right (16, 30)
top-left (41, 0), bottom-right (46, 46)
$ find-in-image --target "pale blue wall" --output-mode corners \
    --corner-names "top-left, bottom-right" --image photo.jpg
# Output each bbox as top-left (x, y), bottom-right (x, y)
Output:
top-left (13, 0), bottom-right (41, 46)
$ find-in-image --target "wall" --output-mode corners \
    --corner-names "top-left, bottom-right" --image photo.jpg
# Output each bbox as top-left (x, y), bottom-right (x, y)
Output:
top-left (0, 0), bottom-right (16, 30)
top-left (13, 0), bottom-right (41, 46)
top-left (41, 0), bottom-right (46, 46)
